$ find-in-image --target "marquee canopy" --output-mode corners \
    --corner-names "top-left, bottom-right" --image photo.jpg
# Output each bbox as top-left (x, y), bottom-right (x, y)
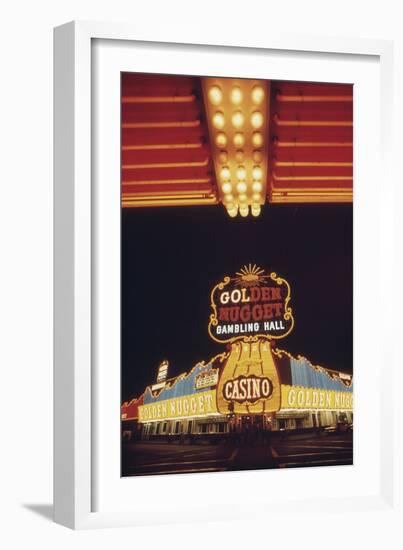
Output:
top-left (121, 74), bottom-right (352, 212)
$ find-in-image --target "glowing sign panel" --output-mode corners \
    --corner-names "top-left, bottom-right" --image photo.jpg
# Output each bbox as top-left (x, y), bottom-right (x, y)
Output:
top-left (208, 265), bottom-right (294, 343)
top-left (195, 368), bottom-right (219, 390)
top-left (138, 390), bottom-right (217, 422)
top-left (216, 340), bottom-right (281, 415)
top-left (223, 375), bottom-right (273, 404)
top-left (156, 360), bottom-right (169, 383)
top-left (281, 385), bottom-right (353, 410)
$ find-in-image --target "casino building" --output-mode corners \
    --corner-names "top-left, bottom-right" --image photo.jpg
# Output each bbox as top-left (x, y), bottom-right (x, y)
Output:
top-left (121, 347), bottom-right (353, 442)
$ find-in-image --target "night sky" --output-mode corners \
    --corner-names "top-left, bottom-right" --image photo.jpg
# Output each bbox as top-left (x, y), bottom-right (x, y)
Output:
top-left (121, 204), bottom-right (353, 402)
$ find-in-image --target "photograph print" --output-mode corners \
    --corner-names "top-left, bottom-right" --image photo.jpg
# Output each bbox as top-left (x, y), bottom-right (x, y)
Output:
top-left (120, 73), bottom-right (353, 476)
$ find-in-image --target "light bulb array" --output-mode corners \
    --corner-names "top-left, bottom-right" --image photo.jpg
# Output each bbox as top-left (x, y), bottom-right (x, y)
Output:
top-left (202, 78), bottom-right (269, 218)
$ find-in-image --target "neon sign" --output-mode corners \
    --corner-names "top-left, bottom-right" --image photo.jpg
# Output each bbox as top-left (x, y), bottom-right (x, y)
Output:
top-left (223, 375), bottom-right (273, 404)
top-left (216, 340), bottom-right (281, 415)
top-left (208, 265), bottom-right (294, 343)
top-left (156, 360), bottom-right (169, 383)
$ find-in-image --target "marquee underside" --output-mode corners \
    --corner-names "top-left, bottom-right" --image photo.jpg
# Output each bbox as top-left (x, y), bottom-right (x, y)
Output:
top-left (121, 74), bottom-right (353, 210)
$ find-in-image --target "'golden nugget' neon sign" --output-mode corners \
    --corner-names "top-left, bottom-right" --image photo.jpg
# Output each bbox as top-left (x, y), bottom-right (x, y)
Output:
top-left (208, 265), bottom-right (294, 344)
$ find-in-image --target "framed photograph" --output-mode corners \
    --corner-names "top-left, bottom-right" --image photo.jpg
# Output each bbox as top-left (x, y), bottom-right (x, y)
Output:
top-left (54, 21), bottom-right (398, 533)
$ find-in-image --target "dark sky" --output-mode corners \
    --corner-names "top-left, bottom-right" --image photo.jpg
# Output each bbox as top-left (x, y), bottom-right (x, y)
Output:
top-left (121, 203), bottom-right (353, 402)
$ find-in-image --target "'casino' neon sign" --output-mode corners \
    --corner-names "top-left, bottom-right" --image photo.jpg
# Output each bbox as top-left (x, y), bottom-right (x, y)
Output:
top-left (223, 375), bottom-right (273, 404)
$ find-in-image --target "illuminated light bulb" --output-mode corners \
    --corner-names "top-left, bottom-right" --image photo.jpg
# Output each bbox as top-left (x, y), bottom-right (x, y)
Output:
top-left (238, 193), bottom-right (248, 204)
top-left (252, 132), bottom-right (263, 147)
top-left (220, 166), bottom-right (231, 181)
top-left (208, 85), bottom-right (223, 105)
top-left (213, 111), bottom-right (225, 129)
top-left (252, 181), bottom-right (263, 192)
top-left (251, 205), bottom-right (261, 217)
top-left (252, 192), bottom-right (261, 202)
top-left (218, 150), bottom-right (228, 164)
top-left (252, 165), bottom-right (263, 180)
top-left (227, 206), bottom-right (238, 218)
top-left (235, 150), bottom-right (244, 163)
top-left (232, 110), bottom-right (245, 129)
top-left (215, 132), bottom-right (227, 148)
top-left (237, 181), bottom-right (247, 194)
top-left (224, 193), bottom-right (234, 203)
top-left (240, 205), bottom-right (249, 217)
top-left (221, 182), bottom-right (232, 194)
top-left (225, 201), bottom-right (235, 210)
top-left (252, 150), bottom-right (263, 163)
top-left (230, 86), bottom-right (243, 105)
top-left (251, 111), bottom-right (264, 129)
top-left (236, 165), bottom-right (246, 181)
top-left (251, 85), bottom-right (265, 105)
top-left (233, 132), bottom-right (245, 148)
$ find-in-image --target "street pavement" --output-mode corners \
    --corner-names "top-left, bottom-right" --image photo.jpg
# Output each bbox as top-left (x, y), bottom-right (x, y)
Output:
top-left (122, 442), bottom-right (237, 476)
top-left (270, 432), bottom-right (353, 468)
top-left (121, 431), bottom-right (353, 476)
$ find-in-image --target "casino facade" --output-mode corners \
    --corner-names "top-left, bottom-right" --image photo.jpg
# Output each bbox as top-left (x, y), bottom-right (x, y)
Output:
top-left (122, 335), bottom-right (353, 442)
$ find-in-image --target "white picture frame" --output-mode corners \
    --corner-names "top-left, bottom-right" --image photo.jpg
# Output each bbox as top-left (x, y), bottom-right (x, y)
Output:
top-left (54, 21), bottom-right (400, 532)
